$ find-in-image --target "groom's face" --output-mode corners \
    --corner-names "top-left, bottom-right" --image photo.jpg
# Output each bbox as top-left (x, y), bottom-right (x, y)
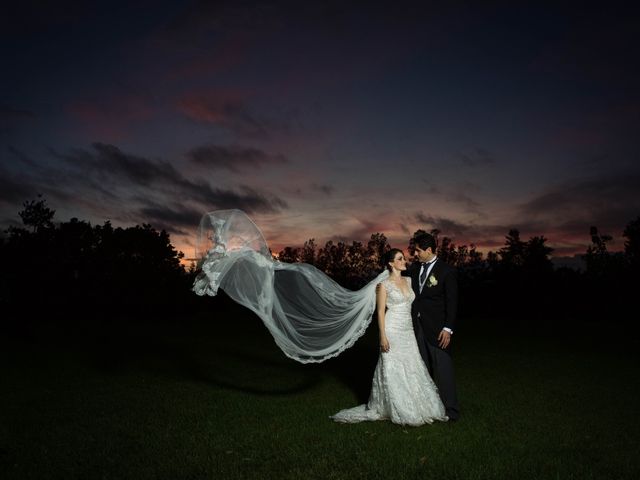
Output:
top-left (415, 246), bottom-right (434, 262)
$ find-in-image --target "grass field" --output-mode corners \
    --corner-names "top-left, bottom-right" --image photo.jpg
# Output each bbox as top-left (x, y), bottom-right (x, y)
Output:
top-left (1, 297), bottom-right (639, 480)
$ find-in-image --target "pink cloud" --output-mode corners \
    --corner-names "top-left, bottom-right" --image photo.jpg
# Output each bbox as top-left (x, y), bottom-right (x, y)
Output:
top-left (67, 94), bottom-right (156, 141)
top-left (177, 89), bottom-right (246, 123)
top-left (176, 88), bottom-right (273, 138)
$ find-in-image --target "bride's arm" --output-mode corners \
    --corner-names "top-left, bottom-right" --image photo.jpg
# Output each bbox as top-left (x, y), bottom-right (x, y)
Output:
top-left (377, 283), bottom-right (390, 352)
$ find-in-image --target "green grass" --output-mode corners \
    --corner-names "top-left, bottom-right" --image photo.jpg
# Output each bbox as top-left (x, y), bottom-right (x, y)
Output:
top-left (1, 302), bottom-right (639, 480)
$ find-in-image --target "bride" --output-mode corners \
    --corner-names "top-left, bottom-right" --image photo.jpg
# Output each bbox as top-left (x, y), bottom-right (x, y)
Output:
top-left (330, 249), bottom-right (447, 425)
top-left (193, 210), bottom-right (447, 426)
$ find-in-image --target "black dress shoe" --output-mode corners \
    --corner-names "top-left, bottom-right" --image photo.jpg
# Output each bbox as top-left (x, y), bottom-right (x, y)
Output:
top-left (446, 412), bottom-right (460, 422)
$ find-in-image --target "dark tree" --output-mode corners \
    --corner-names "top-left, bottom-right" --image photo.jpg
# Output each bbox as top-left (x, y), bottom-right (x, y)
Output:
top-left (438, 236), bottom-right (457, 265)
top-left (467, 244), bottom-right (484, 266)
top-left (584, 226), bottom-right (614, 277)
top-left (318, 240), bottom-right (349, 281)
top-left (2, 198), bottom-right (190, 324)
top-left (257, 216), bottom-right (640, 323)
top-left (276, 233), bottom-right (388, 289)
top-left (367, 232), bottom-right (390, 267)
top-left (18, 196), bottom-right (55, 233)
top-left (499, 229), bottom-right (526, 268)
top-left (523, 235), bottom-right (554, 276)
top-left (300, 238), bottom-right (317, 265)
top-left (623, 216), bottom-right (640, 267)
top-left (278, 246), bottom-right (300, 263)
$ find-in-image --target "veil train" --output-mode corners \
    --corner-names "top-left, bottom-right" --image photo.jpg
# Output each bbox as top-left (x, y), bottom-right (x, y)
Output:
top-left (193, 209), bottom-right (387, 363)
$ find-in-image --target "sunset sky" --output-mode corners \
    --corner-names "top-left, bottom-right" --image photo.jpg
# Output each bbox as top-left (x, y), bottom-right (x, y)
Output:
top-left (2, 1), bottom-right (639, 261)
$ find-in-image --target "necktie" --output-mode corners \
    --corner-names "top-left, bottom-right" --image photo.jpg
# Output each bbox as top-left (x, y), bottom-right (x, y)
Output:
top-left (419, 262), bottom-right (428, 285)
top-left (419, 261), bottom-right (433, 289)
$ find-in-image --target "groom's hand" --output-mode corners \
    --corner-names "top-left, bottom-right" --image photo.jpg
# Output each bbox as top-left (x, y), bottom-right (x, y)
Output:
top-left (438, 330), bottom-right (451, 349)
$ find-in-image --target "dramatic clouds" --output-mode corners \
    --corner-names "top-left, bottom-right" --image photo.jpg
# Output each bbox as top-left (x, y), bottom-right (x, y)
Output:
top-left (67, 93), bottom-right (156, 140)
top-left (415, 213), bottom-right (475, 237)
top-left (2, 2), bottom-right (639, 257)
top-left (187, 144), bottom-right (288, 172)
top-left (178, 90), bottom-right (286, 139)
top-left (520, 170), bottom-right (640, 240)
top-left (422, 181), bottom-right (485, 217)
top-left (3, 142), bottom-right (288, 243)
top-left (412, 212), bottom-right (510, 248)
top-left (57, 143), bottom-right (288, 213)
top-left (310, 183), bottom-right (334, 196)
top-left (136, 201), bottom-right (204, 235)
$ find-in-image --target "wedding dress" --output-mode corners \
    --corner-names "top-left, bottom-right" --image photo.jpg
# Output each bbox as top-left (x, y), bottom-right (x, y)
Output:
top-left (193, 209), bottom-right (447, 426)
top-left (330, 277), bottom-right (448, 426)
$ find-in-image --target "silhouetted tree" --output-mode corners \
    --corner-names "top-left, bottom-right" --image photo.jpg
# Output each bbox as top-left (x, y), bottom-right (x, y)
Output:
top-left (346, 241), bottom-right (368, 285)
top-left (623, 216), bottom-right (640, 267)
top-left (467, 244), bottom-right (484, 266)
top-left (2, 198), bottom-right (189, 323)
top-left (584, 226), bottom-right (614, 277)
top-left (278, 246), bottom-right (300, 263)
top-left (300, 238), bottom-right (317, 265)
top-left (319, 240), bottom-right (349, 281)
top-left (523, 236), bottom-right (554, 277)
top-left (499, 229), bottom-right (526, 268)
top-left (438, 236), bottom-right (457, 265)
top-left (276, 233), bottom-right (389, 289)
top-left (486, 250), bottom-right (499, 267)
top-left (367, 233), bottom-right (390, 267)
top-left (251, 215), bottom-right (640, 322)
top-left (18, 195), bottom-right (55, 233)
top-left (188, 260), bottom-right (197, 275)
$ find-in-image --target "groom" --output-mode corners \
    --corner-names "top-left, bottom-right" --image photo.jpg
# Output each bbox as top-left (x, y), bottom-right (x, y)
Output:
top-left (407, 231), bottom-right (460, 421)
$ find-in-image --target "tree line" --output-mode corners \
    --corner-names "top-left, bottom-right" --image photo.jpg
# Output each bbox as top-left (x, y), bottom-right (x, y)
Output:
top-left (276, 217), bottom-right (640, 322)
top-left (1, 197), bottom-right (638, 325)
top-left (0, 197), bottom-right (190, 323)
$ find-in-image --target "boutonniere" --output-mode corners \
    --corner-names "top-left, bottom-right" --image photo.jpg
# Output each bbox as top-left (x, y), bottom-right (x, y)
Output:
top-left (427, 274), bottom-right (438, 287)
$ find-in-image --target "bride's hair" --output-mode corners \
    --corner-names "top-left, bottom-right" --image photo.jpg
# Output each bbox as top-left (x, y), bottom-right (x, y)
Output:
top-left (382, 248), bottom-right (403, 272)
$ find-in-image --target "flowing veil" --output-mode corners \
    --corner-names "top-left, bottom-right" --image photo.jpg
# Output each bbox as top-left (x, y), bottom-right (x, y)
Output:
top-left (193, 209), bottom-right (388, 363)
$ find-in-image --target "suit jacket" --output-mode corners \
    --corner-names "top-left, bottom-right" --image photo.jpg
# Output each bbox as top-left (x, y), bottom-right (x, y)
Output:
top-left (406, 259), bottom-right (458, 347)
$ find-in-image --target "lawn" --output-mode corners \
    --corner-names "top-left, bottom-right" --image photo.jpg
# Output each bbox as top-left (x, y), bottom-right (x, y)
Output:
top-left (1, 296), bottom-right (638, 479)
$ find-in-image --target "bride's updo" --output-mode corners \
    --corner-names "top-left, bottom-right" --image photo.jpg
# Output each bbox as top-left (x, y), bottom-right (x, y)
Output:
top-left (382, 248), bottom-right (403, 272)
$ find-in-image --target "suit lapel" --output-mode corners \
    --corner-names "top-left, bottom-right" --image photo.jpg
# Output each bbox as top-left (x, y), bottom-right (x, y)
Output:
top-left (410, 263), bottom-right (420, 294)
top-left (419, 260), bottom-right (441, 297)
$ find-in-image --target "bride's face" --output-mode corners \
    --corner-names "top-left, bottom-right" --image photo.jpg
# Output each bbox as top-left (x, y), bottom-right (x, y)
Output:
top-left (389, 252), bottom-right (407, 271)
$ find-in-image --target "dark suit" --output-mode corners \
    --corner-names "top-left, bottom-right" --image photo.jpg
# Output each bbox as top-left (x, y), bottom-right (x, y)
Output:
top-left (406, 259), bottom-right (460, 420)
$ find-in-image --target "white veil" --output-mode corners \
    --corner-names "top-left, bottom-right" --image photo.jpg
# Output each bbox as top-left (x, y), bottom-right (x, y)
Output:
top-left (193, 209), bottom-right (388, 363)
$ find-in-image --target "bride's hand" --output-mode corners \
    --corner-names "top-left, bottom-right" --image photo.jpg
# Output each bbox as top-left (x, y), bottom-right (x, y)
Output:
top-left (380, 336), bottom-right (390, 353)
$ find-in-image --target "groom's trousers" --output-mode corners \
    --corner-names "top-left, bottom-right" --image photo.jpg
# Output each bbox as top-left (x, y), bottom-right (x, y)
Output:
top-left (415, 321), bottom-right (460, 420)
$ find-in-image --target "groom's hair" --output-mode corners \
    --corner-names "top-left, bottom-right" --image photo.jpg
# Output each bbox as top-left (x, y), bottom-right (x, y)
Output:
top-left (413, 232), bottom-right (437, 252)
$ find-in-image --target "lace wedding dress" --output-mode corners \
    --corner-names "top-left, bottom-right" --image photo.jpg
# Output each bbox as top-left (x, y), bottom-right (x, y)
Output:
top-left (331, 277), bottom-right (448, 426)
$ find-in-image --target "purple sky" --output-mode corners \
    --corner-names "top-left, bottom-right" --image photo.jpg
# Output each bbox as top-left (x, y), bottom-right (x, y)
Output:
top-left (2, 1), bottom-right (639, 260)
